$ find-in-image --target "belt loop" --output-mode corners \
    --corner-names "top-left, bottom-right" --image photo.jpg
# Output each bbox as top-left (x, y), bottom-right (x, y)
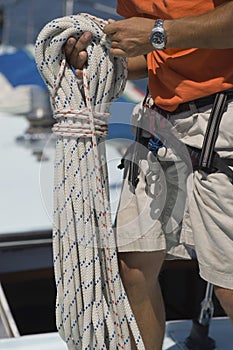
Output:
top-left (188, 101), bottom-right (198, 114)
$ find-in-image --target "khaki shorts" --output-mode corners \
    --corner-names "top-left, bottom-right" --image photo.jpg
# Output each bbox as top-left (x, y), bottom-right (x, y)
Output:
top-left (116, 100), bottom-right (233, 289)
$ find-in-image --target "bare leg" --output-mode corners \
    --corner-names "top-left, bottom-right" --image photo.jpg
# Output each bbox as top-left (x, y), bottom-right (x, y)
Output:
top-left (118, 251), bottom-right (166, 350)
top-left (214, 286), bottom-right (233, 322)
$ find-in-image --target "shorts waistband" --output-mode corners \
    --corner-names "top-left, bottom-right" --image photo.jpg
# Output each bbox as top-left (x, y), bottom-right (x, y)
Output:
top-left (154, 89), bottom-right (233, 116)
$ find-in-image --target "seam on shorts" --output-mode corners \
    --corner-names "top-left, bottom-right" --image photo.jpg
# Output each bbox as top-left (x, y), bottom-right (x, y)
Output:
top-left (199, 264), bottom-right (233, 289)
top-left (117, 236), bottom-right (166, 252)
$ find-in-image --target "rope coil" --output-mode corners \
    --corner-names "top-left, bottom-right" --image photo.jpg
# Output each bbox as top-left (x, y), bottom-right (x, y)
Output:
top-left (35, 12), bottom-right (145, 349)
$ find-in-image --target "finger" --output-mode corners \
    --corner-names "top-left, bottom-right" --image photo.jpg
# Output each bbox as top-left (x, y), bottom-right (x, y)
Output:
top-left (108, 18), bottom-right (115, 24)
top-left (64, 34), bottom-right (91, 69)
top-left (64, 37), bottom-right (77, 58)
top-left (75, 31), bottom-right (92, 51)
top-left (70, 32), bottom-right (92, 69)
top-left (111, 40), bottom-right (123, 50)
top-left (67, 50), bottom-right (87, 70)
top-left (64, 32), bottom-right (92, 56)
top-left (103, 22), bottom-right (117, 35)
top-left (75, 69), bottom-right (83, 80)
top-left (66, 50), bottom-right (87, 70)
top-left (109, 47), bottom-right (127, 57)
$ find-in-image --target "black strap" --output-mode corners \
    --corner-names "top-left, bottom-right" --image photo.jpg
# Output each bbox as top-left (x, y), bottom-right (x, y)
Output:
top-left (213, 156), bottom-right (233, 184)
top-left (187, 145), bottom-right (233, 183)
top-left (199, 91), bottom-right (227, 170)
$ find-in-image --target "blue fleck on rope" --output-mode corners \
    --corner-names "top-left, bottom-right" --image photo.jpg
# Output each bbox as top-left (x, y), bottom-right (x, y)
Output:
top-left (35, 12), bottom-right (145, 350)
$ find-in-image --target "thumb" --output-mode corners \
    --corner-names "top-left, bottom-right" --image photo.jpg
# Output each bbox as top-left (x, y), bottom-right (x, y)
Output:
top-left (108, 18), bottom-right (115, 24)
top-left (104, 19), bottom-right (117, 35)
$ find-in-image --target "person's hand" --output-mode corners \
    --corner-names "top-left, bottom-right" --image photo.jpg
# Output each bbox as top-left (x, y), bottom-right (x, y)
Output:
top-left (64, 32), bottom-right (92, 79)
top-left (103, 17), bottom-right (155, 57)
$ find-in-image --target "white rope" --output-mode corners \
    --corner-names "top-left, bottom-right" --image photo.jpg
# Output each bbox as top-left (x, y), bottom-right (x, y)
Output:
top-left (35, 13), bottom-right (145, 350)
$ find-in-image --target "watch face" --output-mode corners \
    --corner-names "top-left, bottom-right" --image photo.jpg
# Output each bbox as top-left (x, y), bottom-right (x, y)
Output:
top-left (152, 32), bottom-right (165, 45)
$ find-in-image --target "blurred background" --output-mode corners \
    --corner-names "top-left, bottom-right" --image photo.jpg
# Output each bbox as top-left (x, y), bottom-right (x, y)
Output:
top-left (0, 0), bottom-right (120, 47)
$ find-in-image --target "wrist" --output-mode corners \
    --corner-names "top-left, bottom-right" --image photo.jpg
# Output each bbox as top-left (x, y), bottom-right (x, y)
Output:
top-left (127, 56), bottom-right (148, 80)
top-left (163, 19), bottom-right (172, 48)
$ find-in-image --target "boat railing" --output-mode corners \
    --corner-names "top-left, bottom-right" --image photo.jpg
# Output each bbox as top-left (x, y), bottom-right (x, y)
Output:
top-left (0, 283), bottom-right (20, 338)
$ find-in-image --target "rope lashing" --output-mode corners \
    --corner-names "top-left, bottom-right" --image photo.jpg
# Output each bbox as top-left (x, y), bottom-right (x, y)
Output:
top-left (35, 13), bottom-right (145, 350)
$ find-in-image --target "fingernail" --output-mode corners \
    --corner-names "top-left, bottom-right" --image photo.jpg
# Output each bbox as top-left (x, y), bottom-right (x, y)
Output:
top-left (83, 32), bottom-right (92, 40)
top-left (68, 38), bottom-right (75, 46)
top-left (79, 53), bottom-right (86, 61)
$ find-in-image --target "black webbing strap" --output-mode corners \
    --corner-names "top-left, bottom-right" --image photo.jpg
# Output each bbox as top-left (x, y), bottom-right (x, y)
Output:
top-left (187, 145), bottom-right (233, 183)
top-left (127, 89), bottom-right (150, 193)
top-left (197, 89), bottom-right (233, 183)
top-left (213, 155), bottom-right (233, 183)
top-left (199, 91), bottom-right (227, 171)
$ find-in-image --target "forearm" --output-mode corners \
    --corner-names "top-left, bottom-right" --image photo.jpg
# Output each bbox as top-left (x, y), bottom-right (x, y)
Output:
top-left (165, 1), bottom-right (233, 48)
top-left (127, 55), bottom-right (148, 80)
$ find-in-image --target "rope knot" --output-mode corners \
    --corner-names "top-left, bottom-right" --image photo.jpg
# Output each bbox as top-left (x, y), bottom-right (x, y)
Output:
top-left (52, 108), bottom-right (110, 138)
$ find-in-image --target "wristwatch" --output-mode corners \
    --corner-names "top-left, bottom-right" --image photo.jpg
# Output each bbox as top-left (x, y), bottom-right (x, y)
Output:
top-left (149, 19), bottom-right (166, 50)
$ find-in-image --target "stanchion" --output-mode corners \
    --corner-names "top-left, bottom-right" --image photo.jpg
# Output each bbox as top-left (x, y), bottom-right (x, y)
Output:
top-left (185, 282), bottom-right (216, 349)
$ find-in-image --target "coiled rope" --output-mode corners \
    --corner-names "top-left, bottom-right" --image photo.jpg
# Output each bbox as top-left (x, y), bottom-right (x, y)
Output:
top-left (35, 13), bottom-right (145, 349)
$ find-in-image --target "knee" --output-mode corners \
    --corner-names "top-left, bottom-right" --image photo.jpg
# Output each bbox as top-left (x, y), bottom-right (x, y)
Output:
top-left (119, 257), bottom-right (145, 288)
top-left (214, 286), bottom-right (233, 320)
top-left (118, 251), bottom-right (165, 288)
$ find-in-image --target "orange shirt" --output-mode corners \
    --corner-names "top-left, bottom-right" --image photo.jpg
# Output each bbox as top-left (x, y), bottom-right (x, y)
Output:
top-left (117, 0), bottom-right (233, 111)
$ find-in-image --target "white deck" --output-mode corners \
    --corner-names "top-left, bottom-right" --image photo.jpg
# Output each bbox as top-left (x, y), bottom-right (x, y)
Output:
top-left (0, 114), bottom-right (54, 235)
top-left (0, 332), bottom-right (67, 350)
top-left (0, 113), bottom-right (125, 237)
top-left (0, 317), bottom-right (232, 349)
top-left (163, 317), bottom-right (233, 350)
